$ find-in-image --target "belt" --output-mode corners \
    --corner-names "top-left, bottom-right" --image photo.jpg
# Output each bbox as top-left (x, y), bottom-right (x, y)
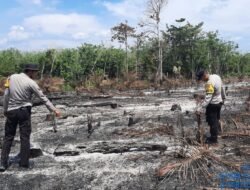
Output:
top-left (20, 106), bottom-right (31, 110)
top-left (20, 106), bottom-right (32, 114)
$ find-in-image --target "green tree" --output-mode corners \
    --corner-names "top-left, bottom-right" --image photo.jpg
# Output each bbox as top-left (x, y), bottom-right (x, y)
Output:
top-left (56, 49), bottom-right (80, 82)
top-left (162, 19), bottom-right (203, 78)
top-left (0, 48), bottom-right (22, 76)
top-left (111, 20), bottom-right (135, 75)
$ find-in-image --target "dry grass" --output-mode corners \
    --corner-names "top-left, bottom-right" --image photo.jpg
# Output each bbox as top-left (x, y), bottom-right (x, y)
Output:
top-left (87, 72), bottom-right (104, 89)
top-left (122, 72), bottom-right (138, 83)
top-left (161, 78), bottom-right (193, 90)
top-left (39, 77), bottom-right (64, 93)
top-left (75, 77), bottom-right (133, 92)
top-left (74, 76), bottom-right (194, 92)
top-left (158, 147), bottom-right (212, 179)
top-left (128, 80), bottom-right (150, 90)
top-left (162, 79), bottom-right (182, 90)
top-left (157, 144), bottom-right (241, 186)
top-left (100, 79), bottom-right (116, 90)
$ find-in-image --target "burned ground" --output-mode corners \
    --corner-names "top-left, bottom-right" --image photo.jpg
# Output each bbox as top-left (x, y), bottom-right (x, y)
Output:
top-left (0, 82), bottom-right (249, 190)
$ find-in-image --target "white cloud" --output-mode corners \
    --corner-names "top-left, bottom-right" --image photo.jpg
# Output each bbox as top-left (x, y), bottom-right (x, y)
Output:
top-left (103, 0), bottom-right (250, 34)
top-left (160, 0), bottom-right (250, 33)
top-left (0, 38), bottom-right (8, 45)
top-left (160, 0), bottom-right (210, 24)
top-left (228, 36), bottom-right (242, 42)
top-left (32, 0), bottom-right (42, 5)
top-left (1, 0), bottom-right (249, 51)
top-left (25, 39), bottom-right (80, 50)
top-left (0, 39), bottom-right (79, 51)
top-left (7, 25), bottom-right (31, 41)
top-left (103, 0), bottom-right (146, 20)
top-left (16, 0), bottom-right (43, 6)
top-left (156, 0), bottom-right (250, 49)
top-left (2, 38), bottom-right (114, 51)
top-left (0, 25), bottom-right (31, 46)
top-left (72, 32), bottom-right (88, 40)
top-left (23, 13), bottom-right (109, 39)
top-left (205, 0), bottom-right (250, 32)
top-left (0, 12), bottom-right (112, 50)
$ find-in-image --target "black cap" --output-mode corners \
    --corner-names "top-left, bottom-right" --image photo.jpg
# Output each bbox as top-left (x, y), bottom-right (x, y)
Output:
top-left (23, 64), bottom-right (39, 71)
top-left (196, 70), bottom-right (205, 81)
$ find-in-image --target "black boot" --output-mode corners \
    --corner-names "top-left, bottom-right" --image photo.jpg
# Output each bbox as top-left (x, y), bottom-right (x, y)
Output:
top-left (19, 160), bottom-right (34, 170)
top-left (205, 137), bottom-right (218, 144)
top-left (218, 121), bottom-right (222, 135)
top-left (0, 162), bottom-right (8, 172)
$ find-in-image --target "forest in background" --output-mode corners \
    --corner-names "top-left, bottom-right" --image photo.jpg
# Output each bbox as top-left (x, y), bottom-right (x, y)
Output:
top-left (0, 18), bottom-right (249, 90)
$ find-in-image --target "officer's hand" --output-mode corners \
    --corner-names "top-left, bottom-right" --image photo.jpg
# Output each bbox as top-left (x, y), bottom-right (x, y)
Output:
top-left (54, 109), bottom-right (61, 117)
top-left (195, 110), bottom-right (202, 116)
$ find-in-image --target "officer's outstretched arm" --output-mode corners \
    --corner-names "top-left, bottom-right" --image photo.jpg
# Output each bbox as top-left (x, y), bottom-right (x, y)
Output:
top-left (3, 88), bottom-right (9, 116)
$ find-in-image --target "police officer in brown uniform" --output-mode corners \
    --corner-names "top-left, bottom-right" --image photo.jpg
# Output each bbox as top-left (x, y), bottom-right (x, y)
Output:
top-left (196, 70), bottom-right (226, 144)
top-left (0, 64), bottom-right (61, 172)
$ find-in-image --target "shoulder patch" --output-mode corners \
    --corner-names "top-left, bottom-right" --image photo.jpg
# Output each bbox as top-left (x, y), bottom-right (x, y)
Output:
top-left (205, 83), bottom-right (214, 94)
top-left (4, 79), bottom-right (10, 88)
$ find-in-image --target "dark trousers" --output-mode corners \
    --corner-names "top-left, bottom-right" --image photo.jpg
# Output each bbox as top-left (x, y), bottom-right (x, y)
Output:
top-left (206, 103), bottom-right (222, 142)
top-left (1, 106), bottom-right (31, 167)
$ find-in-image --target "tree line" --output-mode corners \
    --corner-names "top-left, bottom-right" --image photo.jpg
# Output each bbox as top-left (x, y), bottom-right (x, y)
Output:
top-left (0, 18), bottom-right (249, 86)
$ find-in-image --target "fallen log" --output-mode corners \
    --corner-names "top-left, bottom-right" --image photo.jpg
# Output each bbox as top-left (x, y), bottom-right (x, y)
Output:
top-left (86, 142), bottom-right (167, 154)
top-left (53, 145), bottom-right (80, 156)
top-left (71, 102), bottom-right (121, 109)
top-left (89, 95), bottom-right (113, 99)
top-left (221, 130), bottom-right (250, 138)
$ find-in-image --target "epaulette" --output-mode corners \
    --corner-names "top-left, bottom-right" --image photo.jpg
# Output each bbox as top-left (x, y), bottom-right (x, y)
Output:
top-left (4, 78), bottom-right (10, 88)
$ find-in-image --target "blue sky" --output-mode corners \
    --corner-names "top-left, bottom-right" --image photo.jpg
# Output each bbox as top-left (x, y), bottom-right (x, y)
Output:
top-left (0, 0), bottom-right (249, 52)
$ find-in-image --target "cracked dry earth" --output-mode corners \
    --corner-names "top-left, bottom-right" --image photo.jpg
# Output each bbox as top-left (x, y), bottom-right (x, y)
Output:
top-left (0, 82), bottom-right (249, 190)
